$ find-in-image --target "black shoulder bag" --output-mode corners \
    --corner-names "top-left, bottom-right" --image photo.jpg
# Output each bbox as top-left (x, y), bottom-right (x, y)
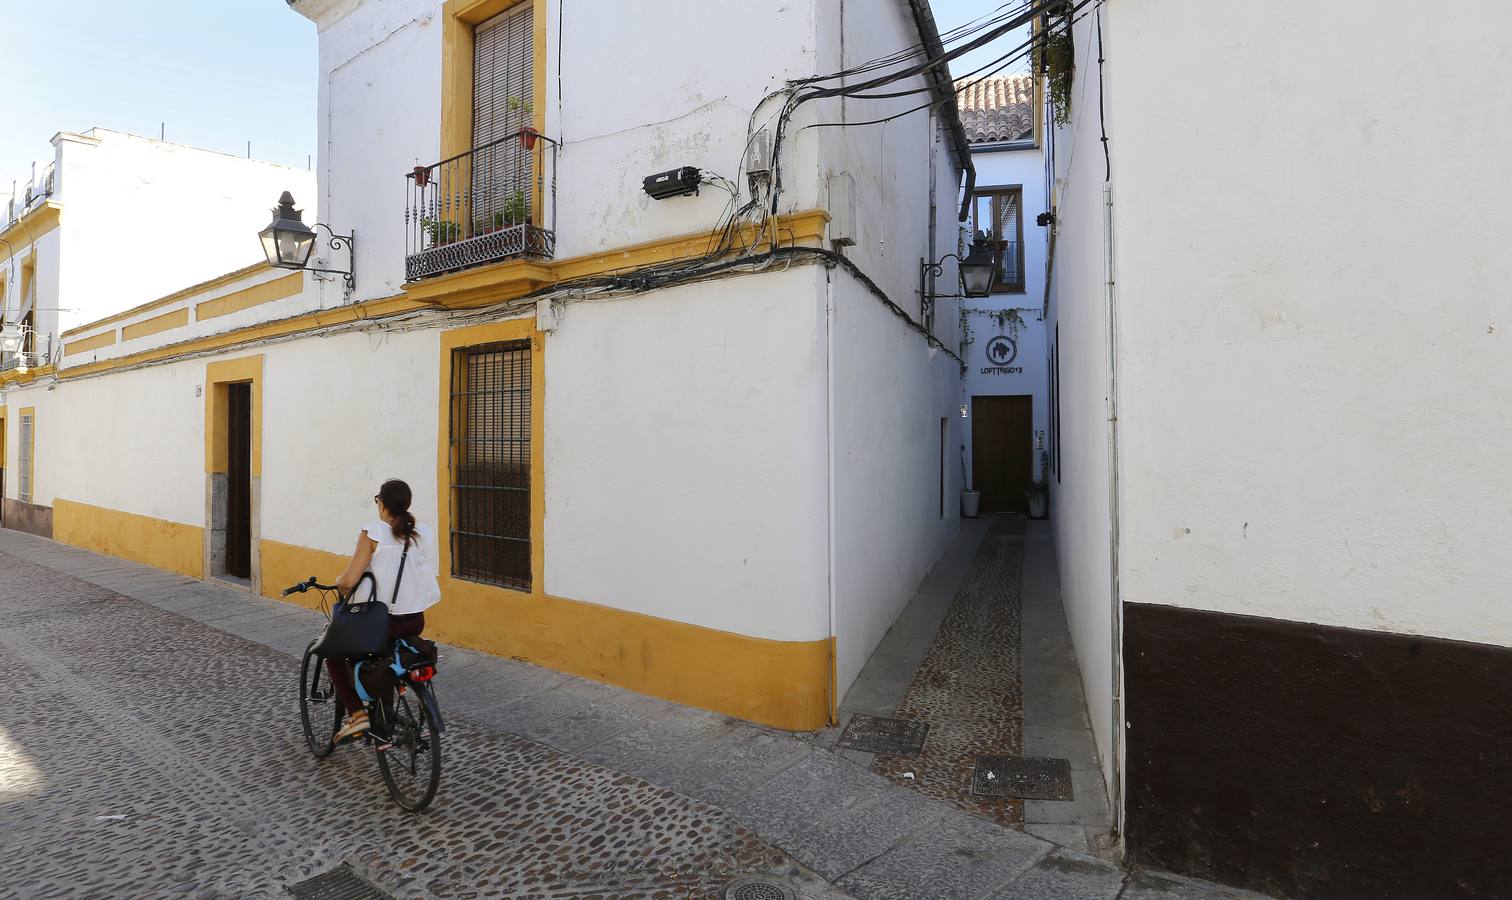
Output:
top-left (315, 542), bottom-right (409, 658)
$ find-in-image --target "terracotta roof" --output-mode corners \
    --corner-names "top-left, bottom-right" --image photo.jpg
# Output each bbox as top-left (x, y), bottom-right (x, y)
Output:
top-left (955, 74), bottom-right (1035, 144)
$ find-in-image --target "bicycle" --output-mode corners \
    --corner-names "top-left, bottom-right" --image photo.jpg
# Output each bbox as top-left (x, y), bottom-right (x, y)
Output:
top-left (284, 574), bottom-right (445, 812)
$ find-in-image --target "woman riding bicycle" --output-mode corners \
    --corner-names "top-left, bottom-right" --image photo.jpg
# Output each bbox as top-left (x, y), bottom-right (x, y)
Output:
top-left (329, 478), bottom-right (441, 742)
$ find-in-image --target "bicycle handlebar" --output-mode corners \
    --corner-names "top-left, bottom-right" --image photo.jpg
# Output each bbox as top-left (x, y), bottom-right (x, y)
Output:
top-left (281, 576), bottom-right (341, 597)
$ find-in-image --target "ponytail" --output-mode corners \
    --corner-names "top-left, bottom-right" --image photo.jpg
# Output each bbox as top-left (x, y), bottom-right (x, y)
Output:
top-left (377, 479), bottom-right (417, 546)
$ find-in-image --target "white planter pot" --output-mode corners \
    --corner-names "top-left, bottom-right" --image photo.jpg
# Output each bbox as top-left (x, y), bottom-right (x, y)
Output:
top-left (1028, 494), bottom-right (1047, 519)
top-left (961, 490), bottom-right (982, 518)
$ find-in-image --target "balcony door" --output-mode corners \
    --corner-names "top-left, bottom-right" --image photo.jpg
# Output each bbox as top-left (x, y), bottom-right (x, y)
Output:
top-left (967, 187), bottom-right (1026, 294)
top-left (471, 4), bottom-right (535, 232)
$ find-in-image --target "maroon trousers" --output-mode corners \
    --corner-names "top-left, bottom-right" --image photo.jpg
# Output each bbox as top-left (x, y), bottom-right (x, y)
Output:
top-left (327, 612), bottom-right (426, 715)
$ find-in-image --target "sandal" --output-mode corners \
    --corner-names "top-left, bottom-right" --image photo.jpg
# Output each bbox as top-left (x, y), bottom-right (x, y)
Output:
top-left (335, 711), bottom-right (370, 743)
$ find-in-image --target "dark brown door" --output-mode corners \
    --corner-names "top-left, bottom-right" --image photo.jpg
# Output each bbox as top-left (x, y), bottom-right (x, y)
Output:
top-left (972, 395), bottom-right (1033, 513)
top-left (226, 383), bottom-right (252, 578)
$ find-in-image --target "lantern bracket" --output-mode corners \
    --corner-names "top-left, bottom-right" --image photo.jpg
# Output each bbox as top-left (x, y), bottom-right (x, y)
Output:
top-left (304, 223), bottom-right (356, 296)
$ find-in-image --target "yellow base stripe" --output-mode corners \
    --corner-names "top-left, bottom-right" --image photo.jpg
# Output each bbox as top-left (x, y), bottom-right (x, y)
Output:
top-left (260, 538), bottom-right (832, 730)
top-left (53, 499), bottom-right (203, 579)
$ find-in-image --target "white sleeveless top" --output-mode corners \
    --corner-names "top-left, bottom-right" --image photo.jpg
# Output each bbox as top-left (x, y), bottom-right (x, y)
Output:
top-left (362, 521), bottom-right (442, 616)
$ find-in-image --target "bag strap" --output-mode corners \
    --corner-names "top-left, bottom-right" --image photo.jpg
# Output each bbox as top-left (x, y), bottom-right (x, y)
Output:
top-left (391, 543), bottom-right (409, 607)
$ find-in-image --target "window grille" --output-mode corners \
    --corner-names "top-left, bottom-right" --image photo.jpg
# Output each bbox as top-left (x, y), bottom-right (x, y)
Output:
top-left (448, 340), bottom-right (531, 590)
top-left (18, 413), bottom-right (33, 503)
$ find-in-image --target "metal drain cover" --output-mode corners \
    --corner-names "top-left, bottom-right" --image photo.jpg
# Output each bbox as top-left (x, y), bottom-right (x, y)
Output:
top-left (971, 756), bottom-right (1074, 800)
top-left (835, 714), bottom-right (929, 757)
top-left (287, 863), bottom-right (390, 899)
top-left (722, 875), bottom-right (798, 900)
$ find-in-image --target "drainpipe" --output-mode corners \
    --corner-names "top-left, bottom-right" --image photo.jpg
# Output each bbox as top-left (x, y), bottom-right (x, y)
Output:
top-left (1103, 180), bottom-right (1125, 836)
top-left (825, 268), bottom-right (839, 723)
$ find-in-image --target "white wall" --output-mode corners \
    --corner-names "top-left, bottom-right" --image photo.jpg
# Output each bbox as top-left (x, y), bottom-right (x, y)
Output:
top-left (1045, 6), bottom-right (1118, 794)
top-left (54, 130), bottom-right (314, 335)
top-left (1104, 0), bottom-right (1512, 649)
top-left (45, 364), bottom-right (206, 525)
top-left (830, 267), bottom-right (963, 692)
top-left (544, 267), bottom-right (830, 643)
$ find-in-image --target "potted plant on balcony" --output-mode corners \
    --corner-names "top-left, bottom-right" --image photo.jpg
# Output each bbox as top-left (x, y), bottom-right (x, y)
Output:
top-left (503, 191), bottom-right (530, 226)
top-left (1026, 478), bottom-right (1049, 519)
top-left (421, 216), bottom-right (460, 246)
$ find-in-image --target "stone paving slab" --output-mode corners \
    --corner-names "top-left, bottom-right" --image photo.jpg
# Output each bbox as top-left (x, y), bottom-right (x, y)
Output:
top-left (0, 527), bottom-right (1277, 900)
top-left (0, 546), bottom-right (841, 899)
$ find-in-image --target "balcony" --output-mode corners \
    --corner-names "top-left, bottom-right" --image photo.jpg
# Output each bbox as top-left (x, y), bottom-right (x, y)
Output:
top-left (404, 131), bottom-right (556, 282)
top-left (7, 165), bottom-right (56, 226)
top-left (0, 326), bottom-right (46, 373)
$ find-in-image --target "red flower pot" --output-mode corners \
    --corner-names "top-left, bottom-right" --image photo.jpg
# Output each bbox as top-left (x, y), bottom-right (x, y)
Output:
top-left (412, 166), bottom-right (430, 187)
top-left (519, 128), bottom-right (539, 151)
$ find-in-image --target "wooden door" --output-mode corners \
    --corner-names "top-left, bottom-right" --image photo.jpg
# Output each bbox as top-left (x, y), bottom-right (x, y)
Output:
top-left (226, 383), bottom-right (252, 578)
top-left (972, 395), bottom-right (1033, 513)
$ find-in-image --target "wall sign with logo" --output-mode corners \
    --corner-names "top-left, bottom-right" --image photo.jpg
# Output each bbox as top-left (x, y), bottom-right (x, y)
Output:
top-left (981, 334), bottom-right (1023, 375)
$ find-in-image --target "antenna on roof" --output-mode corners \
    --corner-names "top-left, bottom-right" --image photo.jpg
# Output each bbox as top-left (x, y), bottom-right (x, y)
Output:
top-left (247, 141), bottom-right (252, 159)
top-left (160, 122), bottom-right (165, 141)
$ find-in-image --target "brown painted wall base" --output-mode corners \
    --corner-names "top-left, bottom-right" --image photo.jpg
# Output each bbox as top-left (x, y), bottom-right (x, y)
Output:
top-left (1124, 602), bottom-right (1510, 899)
top-left (2, 499), bottom-right (53, 539)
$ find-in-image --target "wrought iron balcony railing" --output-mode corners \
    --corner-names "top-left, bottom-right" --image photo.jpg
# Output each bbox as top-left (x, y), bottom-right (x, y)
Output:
top-left (0, 326), bottom-right (47, 373)
top-left (404, 130), bottom-right (556, 282)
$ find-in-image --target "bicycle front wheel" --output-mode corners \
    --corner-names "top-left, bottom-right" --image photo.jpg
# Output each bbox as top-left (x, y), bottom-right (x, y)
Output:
top-left (375, 682), bottom-right (442, 812)
top-left (299, 640), bottom-right (341, 758)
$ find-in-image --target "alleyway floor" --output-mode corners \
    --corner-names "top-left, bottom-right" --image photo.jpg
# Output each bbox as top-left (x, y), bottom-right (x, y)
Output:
top-left (0, 528), bottom-right (1272, 899)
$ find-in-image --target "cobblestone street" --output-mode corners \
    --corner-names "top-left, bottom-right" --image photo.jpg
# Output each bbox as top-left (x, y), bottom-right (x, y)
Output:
top-left (0, 530), bottom-right (1269, 900)
top-left (0, 550), bottom-right (832, 899)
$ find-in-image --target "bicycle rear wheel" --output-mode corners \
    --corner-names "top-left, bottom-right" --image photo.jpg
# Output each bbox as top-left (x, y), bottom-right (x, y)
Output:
top-left (375, 682), bottom-right (441, 811)
top-left (299, 640), bottom-right (341, 758)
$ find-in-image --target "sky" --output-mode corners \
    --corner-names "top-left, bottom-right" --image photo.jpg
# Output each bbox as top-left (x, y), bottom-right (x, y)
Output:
top-left (0, 0), bottom-right (1021, 192)
top-left (931, 0), bottom-right (1037, 84)
top-left (0, 0), bottom-right (317, 188)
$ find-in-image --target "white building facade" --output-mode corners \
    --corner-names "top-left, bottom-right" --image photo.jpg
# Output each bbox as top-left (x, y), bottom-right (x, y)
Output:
top-left (1, 0), bottom-right (978, 733)
top-left (956, 74), bottom-right (1051, 516)
top-left (1041, 1), bottom-right (1511, 896)
top-left (0, 129), bottom-right (312, 535)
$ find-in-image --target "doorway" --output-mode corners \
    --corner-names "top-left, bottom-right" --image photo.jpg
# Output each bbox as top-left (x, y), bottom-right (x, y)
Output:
top-left (224, 383), bottom-right (252, 579)
top-left (971, 395), bottom-right (1033, 513)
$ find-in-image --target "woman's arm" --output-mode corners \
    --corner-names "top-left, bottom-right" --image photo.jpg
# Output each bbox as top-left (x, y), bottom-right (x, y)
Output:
top-left (335, 532), bottom-right (377, 592)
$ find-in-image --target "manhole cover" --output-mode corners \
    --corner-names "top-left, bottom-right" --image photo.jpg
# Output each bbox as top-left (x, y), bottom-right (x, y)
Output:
top-left (287, 863), bottom-right (390, 899)
top-left (971, 756), bottom-right (1074, 800)
top-left (722, 877), bottom-right (798, 900)
top-left (835, 714), bottom-right (929, 757)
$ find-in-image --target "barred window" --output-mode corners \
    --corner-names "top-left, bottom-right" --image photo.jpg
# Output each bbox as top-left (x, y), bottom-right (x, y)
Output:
top-left (18, 412), bottom-right (34, 503)
top-left (448, 340), bottom-right (531, 590)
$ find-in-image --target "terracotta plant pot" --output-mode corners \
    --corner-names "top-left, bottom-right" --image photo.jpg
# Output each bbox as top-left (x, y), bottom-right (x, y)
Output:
top-left (519, 128), bottom-right (539, 151)
top-left (411, 165), bottom-right (430, 187)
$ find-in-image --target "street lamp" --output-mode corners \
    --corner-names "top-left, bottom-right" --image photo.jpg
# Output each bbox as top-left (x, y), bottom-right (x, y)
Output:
top-left (919, 231), bottom-right (999, 330)
top-left (0, 324), bottom-right (28, 374)
top-left (258, 191), bottom-right (356, 293)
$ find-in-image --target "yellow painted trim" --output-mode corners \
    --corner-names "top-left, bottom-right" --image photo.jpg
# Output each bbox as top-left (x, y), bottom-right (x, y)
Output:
top-left (260, 539), bottom-right (832, 730)
top-left (0, 202), bottom-right (61, 255)
top-left (122, 308), bottom-right (190, 341)
top-left (0, 364), bottom-right (56, 389)
top-left (18, 406), bottom-right (34, 504)
top-left (54, 499), bottom-right (204, 579)
top-left (195, 271), bottom-right (305, 321)
top-left (50, 210), bottom-right (831, 386)
top-left (204, 355), bottom-right (263, 477)
top-left (63, 261), bottom-right (272, 338)
top-left (64, 330), bottom-right (116, 357)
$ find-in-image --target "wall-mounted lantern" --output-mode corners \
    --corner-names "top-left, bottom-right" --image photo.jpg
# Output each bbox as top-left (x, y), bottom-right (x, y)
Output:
top-left (919, 231), bottom-right (998, 331)
top-left (258, 191), bottom-right (356, 294)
